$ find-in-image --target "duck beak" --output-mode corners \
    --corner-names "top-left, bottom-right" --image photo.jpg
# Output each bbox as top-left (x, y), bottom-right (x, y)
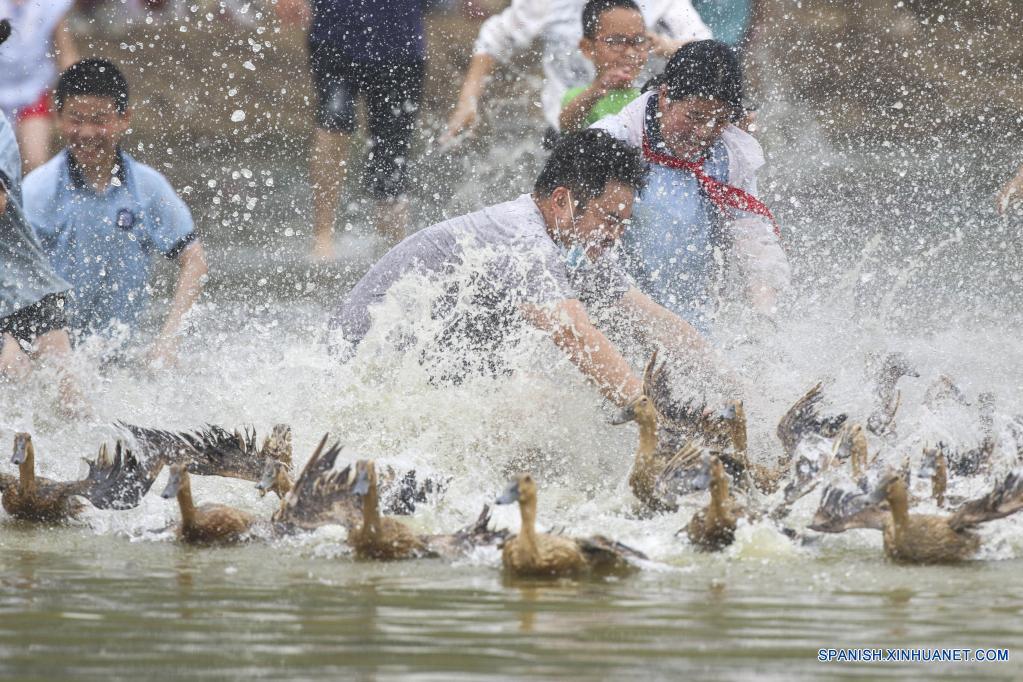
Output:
top-left (609, 403), bottom-right (637, 425)
top-left (161, 469), bottom-right (183, 499)
top-left (495, 481), bottom-right (520, 505)
top-left (11, 436), bottom-right (28, 465)
top-left (255, 462), bottom-right (275, 497)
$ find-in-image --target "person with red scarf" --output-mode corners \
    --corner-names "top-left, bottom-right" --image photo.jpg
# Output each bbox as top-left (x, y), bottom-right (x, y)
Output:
top-left (593, 40), bottom-right (789, 331)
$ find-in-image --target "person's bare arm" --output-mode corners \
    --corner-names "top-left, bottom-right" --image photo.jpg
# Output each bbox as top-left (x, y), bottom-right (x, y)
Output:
top-left (274, 0), bottom-right (312, 28)
top-left (149, 241), bottom-right (208, 365)
top-left (442, 53), bottom-right (496, 144)
top-left (996, 163), bottom-right (1023, 215)
top-left (616, 287), bottom-right (710, 358)
top-left (523, 299), bottom-right (642, 406)
top-left (53, 17), bottom-right (79, 69)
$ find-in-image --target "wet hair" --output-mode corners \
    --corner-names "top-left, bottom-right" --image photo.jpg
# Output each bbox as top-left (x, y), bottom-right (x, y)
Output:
top-left (534, 130), bottom-right (647, 207)
top-left (643, 40), bottom-right (744, 121)
top-left (54, 58), bottom-right (130, 114)
top-left (582, 0), bottom-right (641, 39)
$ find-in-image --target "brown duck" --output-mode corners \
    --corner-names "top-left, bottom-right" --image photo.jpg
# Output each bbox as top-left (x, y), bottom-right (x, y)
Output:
top-left (495, 473), bottom-right (646, 577)
top-left (1, 433), bottom-right (153, 522)
top-left (811, 469), bottom-right (1023, 564)
top-left (160, 462), bottom-right (258, 544)
top-left (682, 454), bottom-right (747, 551)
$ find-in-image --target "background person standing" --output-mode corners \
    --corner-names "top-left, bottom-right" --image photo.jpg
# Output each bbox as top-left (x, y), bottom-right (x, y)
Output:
top-left (275, 0), bottom-right (433, 262)
top-left (0, 0), bottom-right (79, 173)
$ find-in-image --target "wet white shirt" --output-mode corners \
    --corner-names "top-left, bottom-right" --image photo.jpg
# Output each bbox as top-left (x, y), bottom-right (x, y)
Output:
top-left (473, 0), bottom-right (711, 128)
top-left (0, 0), bottom-right (73, 117)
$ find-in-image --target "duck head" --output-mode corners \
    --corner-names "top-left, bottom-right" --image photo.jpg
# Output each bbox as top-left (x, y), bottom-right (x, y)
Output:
top-left (610, 394), bottom-right (658, 426)
top-left (255, 457), bottom-right (291, 498)
top-left (496, 473), bottom-right (537, 507)
top-left (11, 432), bottom-right (32, 466)
top-left (160, 463), bottom-right (189, 499)
top-left (351, 460), bottom-right (377, 497)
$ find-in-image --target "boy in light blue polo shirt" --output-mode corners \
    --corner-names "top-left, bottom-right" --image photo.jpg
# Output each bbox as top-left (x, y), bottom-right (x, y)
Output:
top-left (23, 58), bottom-right (208, 366)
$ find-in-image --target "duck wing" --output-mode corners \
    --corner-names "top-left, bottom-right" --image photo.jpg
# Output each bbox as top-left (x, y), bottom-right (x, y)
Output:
top-left (777, 383), bottom-right (848, 465)
top-left (274, 434), bottom-right (361, 531)
top-left (119, 423), bottom-right (267, 482)
top-left (808, 483), bottom-right (888, 533)
top-left (424, 505), bottom-right (510, 558)
top-left (652, 440), bottom-right (705, 506)
top-left (378, 467), bottom-right (448, 515)
top-left (576, 535), bottom-right (647, 571)
top-left (82, 441), bottom-right (164, 510)
top-left (644, 357), bottom-right (726, 446)
top-left (949, 470), bottom-right (1023, 531)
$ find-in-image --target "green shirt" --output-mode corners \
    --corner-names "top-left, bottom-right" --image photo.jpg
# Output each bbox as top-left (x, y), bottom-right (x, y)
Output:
top-left (561, 86), bottom-right (640, 127)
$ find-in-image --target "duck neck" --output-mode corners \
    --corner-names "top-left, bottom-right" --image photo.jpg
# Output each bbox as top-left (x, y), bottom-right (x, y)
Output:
top-left (633, 414), bottom-right (659, 484)
top-left (176, 473), bottom-right (197, 529)
top-left (361, 470), bottom-right (381, 540)
top-left (933, 458), bottom-right (947, 506)
top-left (274, 471), bottom-right (293, 499)
top-left (518, 495), bottom-right (539, 556)
top-left (710, 473), bottom-right (729, 518)
top-left (887, 482), bottom-right (910, 535)
top-left (18, 442), bottom-right (36, 492)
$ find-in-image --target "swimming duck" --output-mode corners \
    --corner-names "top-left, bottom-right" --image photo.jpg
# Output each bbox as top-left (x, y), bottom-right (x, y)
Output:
top-left (811, 469), bottom-right (1023, 564)
top-left (121, 422), bottom-right (293, 496)
top-left (0, 433), bottom-right (153, 522)
top-left (611, 353), bottom-right (747, 511)
top-left (495, 473), bottom-right (646, 577)
top-left (680, 454), bottom-right (747, 551)
top-left (160, 462), bottom-right (258, 544)
top-left (348, 459), bottom-right (433, 560)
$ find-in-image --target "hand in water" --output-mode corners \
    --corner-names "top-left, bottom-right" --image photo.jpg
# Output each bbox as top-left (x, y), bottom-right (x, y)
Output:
top-left (647, 32), bottom-right (685, 58)
top-left (441, 101), bottom-right (478, 147)
top-left (995, 170), bottom-right (1023, 215)
top-left (595, 65), bottom-right (639, 92)
top-left (146, 336), bottom-right (178, 369)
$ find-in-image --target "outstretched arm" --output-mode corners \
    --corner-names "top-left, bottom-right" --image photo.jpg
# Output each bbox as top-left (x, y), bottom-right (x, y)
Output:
top-left (149, 241), bottom-right (208, 366)
top-left (53, 16), bottom-right (80, 70)
top-left (523, 299), bottom-right (642, 406)
top-left (615, 287), bottom-right (710, 357)
top-left (996, 163), bottom-right (1023, 215)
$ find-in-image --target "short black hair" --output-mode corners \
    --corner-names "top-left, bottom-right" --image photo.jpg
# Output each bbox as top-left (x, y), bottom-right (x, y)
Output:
top-left (54, 58), bottom-right (130, 114)
top-left (644, 40), bottom-right (744, 121)
top-left (534, 130), bottom-right (647, 206)
top-left (582, 0), bottom-right (641, 39)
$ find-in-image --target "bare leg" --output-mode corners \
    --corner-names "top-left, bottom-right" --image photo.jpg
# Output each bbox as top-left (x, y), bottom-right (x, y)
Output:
top-left (309, 127), bottom-right (351, 262)
top-left (34, 329), bottom-right (90, 419)
top-left (375, 197), bottom-right (409, 248)
top-left (16, 116), bottom-right (52, 174)
top-left (0, 332), bottom-right (31, 380)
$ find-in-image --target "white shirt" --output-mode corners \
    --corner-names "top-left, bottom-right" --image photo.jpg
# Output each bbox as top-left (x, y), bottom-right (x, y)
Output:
top-left (0, 0), bottom-right (74, 116)
top-left (473, 0), bottom-right (712, 128)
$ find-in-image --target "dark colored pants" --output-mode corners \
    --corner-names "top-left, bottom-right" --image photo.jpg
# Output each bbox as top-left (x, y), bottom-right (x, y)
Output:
top-left (309, 43), bottom-right (425, 199)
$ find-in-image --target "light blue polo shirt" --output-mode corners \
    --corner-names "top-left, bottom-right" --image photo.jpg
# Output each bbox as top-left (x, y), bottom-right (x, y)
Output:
top-left (22, 150), bottom-right (196, 334)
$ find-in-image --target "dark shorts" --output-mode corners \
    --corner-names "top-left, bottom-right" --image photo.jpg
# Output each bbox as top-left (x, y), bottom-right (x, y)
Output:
top-left (309, 43), bottom-right (425, 199)
top-left (0, 293), bottom-right (68, 350)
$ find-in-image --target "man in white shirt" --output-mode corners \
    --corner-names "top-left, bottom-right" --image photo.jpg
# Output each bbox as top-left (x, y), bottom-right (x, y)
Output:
top-left (329, 130), bottom-right (718, 406)
top-left (442, 0), bottom-right (711, 142)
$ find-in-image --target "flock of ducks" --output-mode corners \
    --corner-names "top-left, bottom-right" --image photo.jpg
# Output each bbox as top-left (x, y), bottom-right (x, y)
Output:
top-left (3, 352), bottom-right (1023, 576)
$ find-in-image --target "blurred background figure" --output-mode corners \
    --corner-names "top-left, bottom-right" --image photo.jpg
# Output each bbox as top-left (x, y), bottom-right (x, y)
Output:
top-left (442, 0), bottom-right (711, 144)
top-left (0, 0), bottom-right (79, 173)
top-left (275, 0), bottom-right (433, 262)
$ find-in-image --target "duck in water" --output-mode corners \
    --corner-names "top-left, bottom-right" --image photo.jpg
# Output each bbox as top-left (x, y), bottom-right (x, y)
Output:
top-left (495, 473), bottom-right (646, 577)
top-left (810, 469), bottom-right (1023, 564)
top-left (1, 433), bottom-right (153, 522)
top-left (160, 462), bottom-right (258, 544)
